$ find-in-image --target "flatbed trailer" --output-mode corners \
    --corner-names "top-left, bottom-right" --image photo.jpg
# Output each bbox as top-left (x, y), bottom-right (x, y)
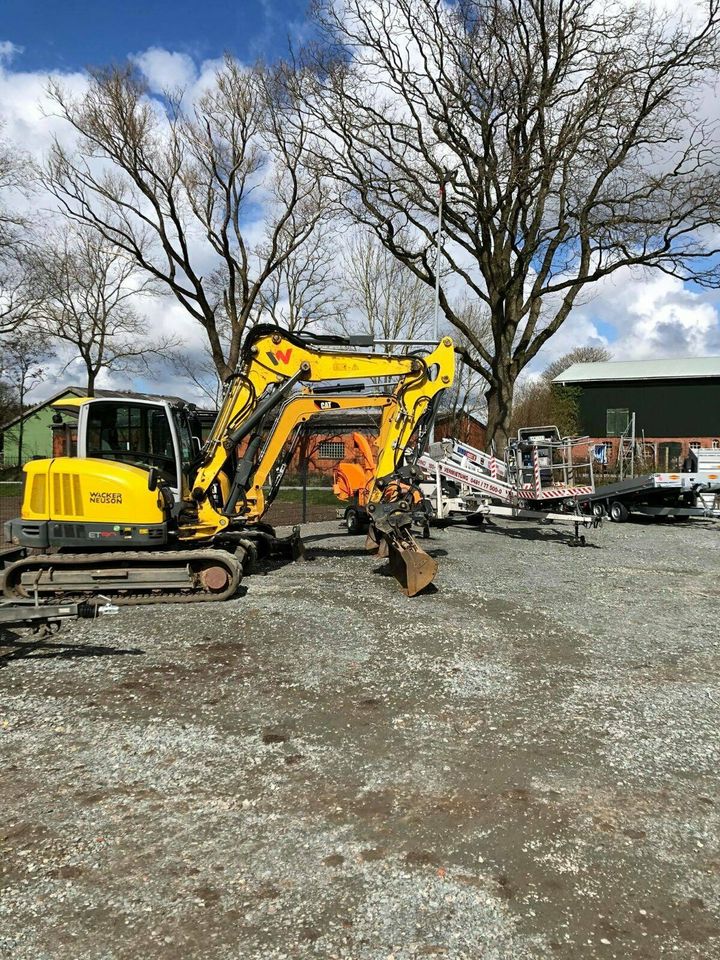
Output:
top-left (578, 472), bottom-right (720, 522)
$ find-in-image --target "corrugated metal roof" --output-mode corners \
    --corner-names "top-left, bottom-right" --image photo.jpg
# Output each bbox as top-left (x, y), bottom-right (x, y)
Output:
top-left (553, 356), bottom-right (720, 384)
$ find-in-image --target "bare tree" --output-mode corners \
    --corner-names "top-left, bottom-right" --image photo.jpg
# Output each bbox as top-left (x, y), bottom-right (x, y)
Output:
top-left (299, 0), bottom-right (720, 448)
top-left (43, 56), bottom-right (329, 379)
top-left (542, 345), bottom-right (613, 383)
top-left (0, 332), bottom-right (53, 466)
top-left (170, 345), bottom-right (225, 408)
top-left (437, 302), bottom-right (490, 435)
top-left (29, 226), bottom-right (170, 396)
top-left (0, 124), bottom-right (40, 336)
top-left (0, 377), bottom-right (20, 431)
top-left (511, 345), bottom-right (612, 434)
top-left (338, 231), bottom-right (434, 342)
top-left (257, 224), bottom-right (343, 331)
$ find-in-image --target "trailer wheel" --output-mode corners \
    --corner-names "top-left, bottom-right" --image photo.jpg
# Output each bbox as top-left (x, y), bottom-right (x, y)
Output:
top-left (345, 507), bottom-right (364, 535)
top-left (592, 503), bottom-right (605, 518)
top-left (609, 501), bottom-right (629, 523)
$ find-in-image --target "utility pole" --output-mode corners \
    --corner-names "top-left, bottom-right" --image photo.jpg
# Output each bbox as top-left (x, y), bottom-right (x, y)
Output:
top-left (433, 180), bottom-right (445, 345)
top-left (430, 171), bottom-right (455, 442)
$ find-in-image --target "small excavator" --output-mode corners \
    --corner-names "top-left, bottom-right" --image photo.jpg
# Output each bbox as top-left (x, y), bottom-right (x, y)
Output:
top-left (4, 325), bottom-right (455, 604)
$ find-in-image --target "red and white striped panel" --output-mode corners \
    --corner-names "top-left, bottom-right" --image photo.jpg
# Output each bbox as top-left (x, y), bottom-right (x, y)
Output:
top-left (520, 485), bottom-right (594, 500)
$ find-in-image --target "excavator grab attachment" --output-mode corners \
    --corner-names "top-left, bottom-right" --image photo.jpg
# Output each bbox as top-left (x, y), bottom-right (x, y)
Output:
top-left (366, 498), bottom-right (438, 597)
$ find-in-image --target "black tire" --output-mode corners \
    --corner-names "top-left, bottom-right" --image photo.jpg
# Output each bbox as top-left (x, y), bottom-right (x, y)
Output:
top-left (592, 503), bottom-right (605, 518)
top-left (467, 512), bottom-right (485, 526)
top-left (345, 507), bottom-right (363, 535)
top-left (609, 501), bottom-right (629, 523)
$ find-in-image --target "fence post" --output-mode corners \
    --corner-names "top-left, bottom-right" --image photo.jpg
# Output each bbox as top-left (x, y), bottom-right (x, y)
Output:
top-left (300, 429), bottom-right (308, 523)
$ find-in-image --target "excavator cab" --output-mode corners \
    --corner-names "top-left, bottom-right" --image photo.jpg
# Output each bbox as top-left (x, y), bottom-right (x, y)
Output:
top-left (7, 396), bottom-right (203, 551)
top-left (77, 397), bottom-right (199, 505)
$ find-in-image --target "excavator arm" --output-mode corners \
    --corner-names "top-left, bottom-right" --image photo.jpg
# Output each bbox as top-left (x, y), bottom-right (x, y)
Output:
top-left (214, 391), bottom-right (395, 521)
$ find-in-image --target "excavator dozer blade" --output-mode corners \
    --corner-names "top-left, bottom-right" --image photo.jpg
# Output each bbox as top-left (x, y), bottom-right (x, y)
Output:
top-left (252, 525), bottom-right (306, 563)
top-left (385, 533), bottom-right (438, 597)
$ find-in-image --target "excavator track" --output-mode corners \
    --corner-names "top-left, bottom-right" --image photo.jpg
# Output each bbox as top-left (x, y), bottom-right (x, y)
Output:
top-left (2, 549), bottom-right (245, 606)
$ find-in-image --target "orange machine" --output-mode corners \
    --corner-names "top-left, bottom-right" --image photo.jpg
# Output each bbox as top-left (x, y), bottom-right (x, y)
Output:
top-left (334, 433), bottom-right (429, 537)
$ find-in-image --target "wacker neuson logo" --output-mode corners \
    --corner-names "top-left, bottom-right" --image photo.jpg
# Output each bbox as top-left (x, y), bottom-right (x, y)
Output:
top-left (89, 491), bottom-right (123, 505)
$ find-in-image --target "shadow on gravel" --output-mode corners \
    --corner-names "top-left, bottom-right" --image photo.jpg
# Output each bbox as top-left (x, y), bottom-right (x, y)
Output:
top-left (469, 521), bottom-right (602, 548)
top-left (372, 564), bottom-right (439, 595)
top-left (304, 546), bottom-right (371, 558)
top-left (0, 632), bottom-right (145, 668)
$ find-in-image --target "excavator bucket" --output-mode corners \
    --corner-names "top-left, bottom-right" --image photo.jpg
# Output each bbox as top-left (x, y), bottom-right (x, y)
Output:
top-left (252, 525), bottom-right (306, 563)
top-left (368, 526), bottom-right (438, 597)
top-left (366, 509), bottom-right (438, 596)
top-left (386, 534), bottom-right (438, 597)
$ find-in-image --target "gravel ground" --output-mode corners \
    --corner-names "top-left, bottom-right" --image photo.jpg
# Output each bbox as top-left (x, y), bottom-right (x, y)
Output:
top-left (1, 516), bottom-right (719, 959)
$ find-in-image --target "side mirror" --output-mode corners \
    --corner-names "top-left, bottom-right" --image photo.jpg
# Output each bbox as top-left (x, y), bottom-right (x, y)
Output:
top-left (147, 467), bottom-right (158, 491)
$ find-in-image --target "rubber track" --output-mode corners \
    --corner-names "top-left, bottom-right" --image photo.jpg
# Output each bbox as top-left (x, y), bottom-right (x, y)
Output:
top-left (2, 549), bottom-right (244, 606)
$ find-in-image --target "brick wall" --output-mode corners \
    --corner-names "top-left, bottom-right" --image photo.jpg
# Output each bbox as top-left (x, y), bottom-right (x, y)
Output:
top-left (435, 415), bottom-right (487, 449)
top-left (589, 435), bottom-right (720, 473)
top-left (288, 430), bottom-right (379, 480)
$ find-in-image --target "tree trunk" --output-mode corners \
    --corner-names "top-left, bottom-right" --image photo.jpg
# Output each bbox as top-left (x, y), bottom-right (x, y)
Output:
top-left (485, 365), bottom-right (515, 454)
top-left (86, 368), bottom-right (96, 398)
top-left (17, 413), bottom-right (24, 468)
top-left (16, 377), bottom-right (26, 468)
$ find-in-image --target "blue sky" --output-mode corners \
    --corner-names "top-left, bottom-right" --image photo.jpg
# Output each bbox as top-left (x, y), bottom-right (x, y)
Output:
top-left (1, 0), bottom-right (719, 386)
top-left (2, 0), bottom-right (312, 71)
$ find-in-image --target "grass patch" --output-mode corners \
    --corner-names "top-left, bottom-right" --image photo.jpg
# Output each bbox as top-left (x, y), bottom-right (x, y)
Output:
top-left (0, 482), bottom-right (22, 498)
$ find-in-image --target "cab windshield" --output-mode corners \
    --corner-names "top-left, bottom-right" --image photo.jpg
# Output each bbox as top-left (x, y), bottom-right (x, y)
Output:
top-left (86, 402), bottom-right (178, 487)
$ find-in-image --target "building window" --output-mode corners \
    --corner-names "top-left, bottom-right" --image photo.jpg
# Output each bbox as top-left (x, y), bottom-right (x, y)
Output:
top-left (318, 440), bottom-right (345, 460)
top-left (713, 439), bottom-right (719, 449)
top-left (689, 441), bottom-right (702, 451)
top-left (606, 408), bottom-right (630, 437)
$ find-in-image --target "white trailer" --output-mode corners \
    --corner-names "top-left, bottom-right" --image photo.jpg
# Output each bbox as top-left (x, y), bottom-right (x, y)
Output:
top-left (418, 429), bottom-right (600, 544)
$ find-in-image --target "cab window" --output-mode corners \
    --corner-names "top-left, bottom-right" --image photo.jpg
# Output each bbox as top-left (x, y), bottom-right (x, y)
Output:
top-left (87, 402), bottom-right (178, 486)
top-left (171, 409), bottom-right (194, 465)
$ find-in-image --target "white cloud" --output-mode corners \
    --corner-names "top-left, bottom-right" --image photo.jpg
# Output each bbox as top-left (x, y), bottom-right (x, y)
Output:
top-left (532, 267), bottom-right (720, 370)
top-left (130, 47), bottom-right (198, 93)
top-left (0, 41), bottom-right (23, 65)
top-left (0, 41), bottom-right (22, 67)
top-left (0, 59), bottom-right (88, 159)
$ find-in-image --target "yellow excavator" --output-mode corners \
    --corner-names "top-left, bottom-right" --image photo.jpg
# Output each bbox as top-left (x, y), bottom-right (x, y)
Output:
top-left (3, 325), bottom-right (455, 603)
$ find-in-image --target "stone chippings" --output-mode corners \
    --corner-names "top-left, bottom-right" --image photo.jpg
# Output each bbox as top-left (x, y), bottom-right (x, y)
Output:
top-left (1, 516), bottom-right (719, 959)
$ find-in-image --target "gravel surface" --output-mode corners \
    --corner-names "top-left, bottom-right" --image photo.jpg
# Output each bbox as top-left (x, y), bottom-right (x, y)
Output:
top-left (1, 516), bottom-right (719, 959)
